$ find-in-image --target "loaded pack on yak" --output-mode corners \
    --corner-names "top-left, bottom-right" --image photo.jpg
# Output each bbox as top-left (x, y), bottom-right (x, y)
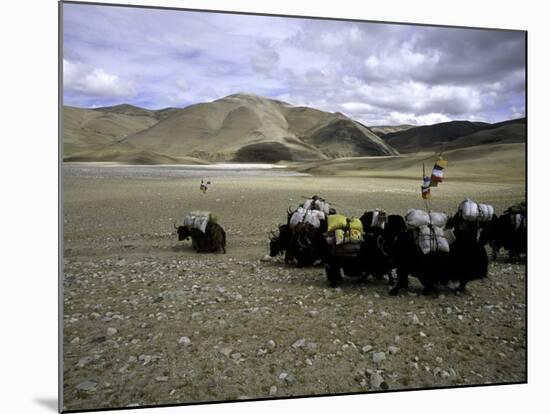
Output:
top-left (446, 199), bottom-right (495, 242)
top-left (323, 214), bottom-right (368, 286)
top-left (175, 211), bottom-right (226, 253)
top-left (479, 201), bottom-right (526, 261)
top-left (270, 196), bottom-right (334, 266)
top-left (389, 209), bottom-right (488, 296)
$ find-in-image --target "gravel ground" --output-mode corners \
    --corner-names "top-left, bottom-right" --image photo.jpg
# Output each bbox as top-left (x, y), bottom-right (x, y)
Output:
top-left (62, 168), bottom-right (526, 411)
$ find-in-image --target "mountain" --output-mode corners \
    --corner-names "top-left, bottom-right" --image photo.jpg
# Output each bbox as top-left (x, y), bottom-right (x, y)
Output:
top-left (63, 105), bottom-right (160, 155)
top-left (370, 124), bottom-right (415, 136)
top-left (382, 118), bottom-right (525, 153)
top-left (63, 93), bottom-right (399, 163)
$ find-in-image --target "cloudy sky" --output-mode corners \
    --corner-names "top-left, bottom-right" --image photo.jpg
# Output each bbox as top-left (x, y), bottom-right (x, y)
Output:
top-left (63, 3), bottom-right (525, 126)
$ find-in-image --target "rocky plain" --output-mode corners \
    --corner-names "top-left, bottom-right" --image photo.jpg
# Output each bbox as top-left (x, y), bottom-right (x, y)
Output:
top-left (62, 165), bottom-right (526, 411)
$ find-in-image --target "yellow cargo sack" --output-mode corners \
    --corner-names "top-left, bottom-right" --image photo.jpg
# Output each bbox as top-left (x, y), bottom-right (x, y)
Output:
top-left (349, 228), bottom-right (363, 243)
top-left (334, 229), bottom-right (345, 245)
top-left (349, 218), bottom-right (363, 232)
top-left (334, 228), bottom-right (363, 245)
top-left (327, 214), bottom-right (347, 232)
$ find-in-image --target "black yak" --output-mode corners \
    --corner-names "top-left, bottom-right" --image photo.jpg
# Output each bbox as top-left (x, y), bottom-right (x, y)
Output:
top-left (270, 203), bottom-right (330, 267)
top-left (176, 222), bottom-right (226, 253)
top-left (479, 208), bottom-right (526, 261)
top-left (325, 214), bottom-right (407, 287)
top-left (389, 228), bottom-right (488, 295)
top-left (286, 222), bottom-right (328, 267)
top-left (269, 224), bottom-right (293, 262)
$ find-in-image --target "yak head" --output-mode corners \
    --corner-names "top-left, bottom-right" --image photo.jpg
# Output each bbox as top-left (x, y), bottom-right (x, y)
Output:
top-left (175, 224), bottom-right (191, 241)
top-left (269, 224), bottom-right (291, 257)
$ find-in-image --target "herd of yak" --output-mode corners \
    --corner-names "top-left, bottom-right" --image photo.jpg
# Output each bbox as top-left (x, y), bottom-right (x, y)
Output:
top-left (175, 197), bottom-right (526, 295)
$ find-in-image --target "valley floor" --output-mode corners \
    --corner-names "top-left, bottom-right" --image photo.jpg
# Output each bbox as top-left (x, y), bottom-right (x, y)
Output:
top-left (62, 169), bottom-right (526, 411)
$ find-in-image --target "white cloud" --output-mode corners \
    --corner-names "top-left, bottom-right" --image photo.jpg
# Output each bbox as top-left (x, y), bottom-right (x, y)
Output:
top-left (388, 111), bottom-right (452, 126)
top-left (63, 59), bottom-right (136, 98)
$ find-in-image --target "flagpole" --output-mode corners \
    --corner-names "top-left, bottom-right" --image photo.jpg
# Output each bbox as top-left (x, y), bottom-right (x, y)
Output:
top-left (422, 163), bottom-right (431, 212)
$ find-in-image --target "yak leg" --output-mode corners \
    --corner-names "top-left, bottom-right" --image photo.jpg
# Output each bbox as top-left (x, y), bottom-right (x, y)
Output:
top-left (387, 269), bottom-right (396, 287)
top-left (326, 257), bottom-right (342, 288)
top-left (456, 279), bottom-right (468, 294)
top-left (389, 267), bottom-right (408, 295)
top-left (490, 242), bottom-right (499, 260)
top-left (419, 276), bottom-right (434, 296)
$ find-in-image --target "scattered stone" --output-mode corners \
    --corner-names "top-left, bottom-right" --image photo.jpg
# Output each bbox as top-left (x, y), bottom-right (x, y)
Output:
top-left (362, 345), bottom-right (373, 353)
top-left (308, 310), bottom-right (319, 318)
top-left (139, 355), bottom-right (152, 365)
top-left (292, 338), bottom-right (306, 348)
top-left (410, 314), bottom-right (420, 325)
top-left (279, 372), bottom-right (288, 381)
top-left (436, 356), bottom-right (443, 364)
top-left (178, 336), bottom-right (191, 346)
top-left (219, 347), bottom-right (233, 357)
top-left (284, 373), bottom-right (297, 384)
top-left (153, 296), bottom-right (163, 303)
top-left (156, 376), bottom-right (169, 382)
top-left (269, 385), bottom-right (278, 395)
top-left (106, 327), bottom-right (117, 336)
top-left (305, 358), bottom-right (313, 366)
top-left (261, 255), bottom-right (272, 262)
top-left (266, 340), bottom-right (276, 351)
top-left (91, 336), bottom-right (106, 344)
top-left (388, 346), bottom-right (400, 355)
top-left (76, 356), bottom-right (93, 368)
top-left (76, 380), bottom-right (97, 392)
top-left (370, 372), bottom-right (385, 389)
top-left (419, 331), bottom-right (427, 337)
top-left (71, 337), bottom-right (80, 344)
top-left (373, 352), bottom-right (386, 364)
top-left (231, 352), bottom-right (242, 360)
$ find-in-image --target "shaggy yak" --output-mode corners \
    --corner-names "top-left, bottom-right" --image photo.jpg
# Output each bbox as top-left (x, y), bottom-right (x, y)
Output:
top-left (175, 222), bottom-right (226, 253)
top-left (389, 228), bottom-right (488, 296)
top-left (269, 223), bottom-right (293, 262)
top-left (479, 203), bottom-right (526, 261)
top-left (325, 214), bottom-right (407, 287)
top-left (269, 206), bottom-right (329, 267)
top-left (286, 222), bottom-right (328, 267)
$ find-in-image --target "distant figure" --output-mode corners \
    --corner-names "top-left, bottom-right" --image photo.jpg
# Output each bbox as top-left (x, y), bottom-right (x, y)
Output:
top-left (200, 178), bottom-right (211, 194)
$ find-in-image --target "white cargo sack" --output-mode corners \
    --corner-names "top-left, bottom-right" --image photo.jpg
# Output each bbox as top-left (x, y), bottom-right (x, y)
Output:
top-left (477, 203), bottom-right (494, 222)
top-left (460, 199), bottom-right (479, 221)
top-left (429, 212), bottom-right (448, 227)
top-left (406, 209), bottom-right (430, 228)
top-left (511, 213), bottom-right (525, 231)
top-left (415, 225), bottom-right (450, 254)
top-left (369, 209), bottom-right (387, 229)
top-left (302, 199), bottom-right (313, 210)
top-left (303, 210), bottom-right (321, 228)
top-left (184, 211), bottom-right (211, 233)
top-left (313, 200), bottom-right (331, 215)
top-left (460, 199), bottom-right (494, 222)
top-left (290, 207), bottom-right (307, 227)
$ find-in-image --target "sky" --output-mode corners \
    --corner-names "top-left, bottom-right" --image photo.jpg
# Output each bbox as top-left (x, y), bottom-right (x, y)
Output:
top-left (62, 3), bottom-right (526, 126)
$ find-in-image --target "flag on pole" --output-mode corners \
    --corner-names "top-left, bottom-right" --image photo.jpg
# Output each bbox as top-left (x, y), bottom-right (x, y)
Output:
top-left (429, 157), bottom-right (448, 187)
top-left (421, 175), bottom-right (431, 199)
